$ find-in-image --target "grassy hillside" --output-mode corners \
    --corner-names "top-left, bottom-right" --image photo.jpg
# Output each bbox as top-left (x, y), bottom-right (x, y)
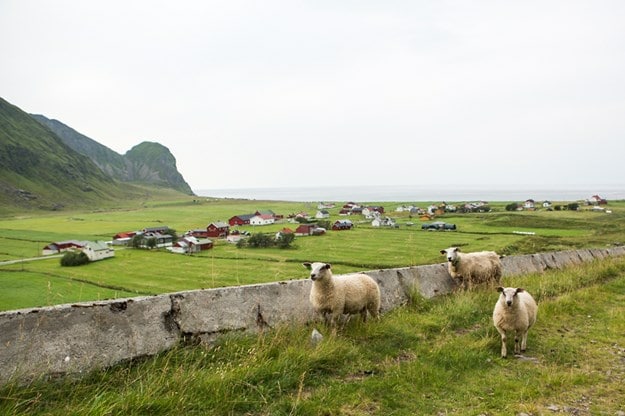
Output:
top-left (1, 257), bottom-right (624, 415)
top-left (0, 97), bottom-right (194, 214)
top-left (125, 141), bottom-right (193, 194)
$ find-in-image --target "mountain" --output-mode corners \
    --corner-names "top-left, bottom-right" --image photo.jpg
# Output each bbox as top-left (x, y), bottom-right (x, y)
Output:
top-left (30, 114), bottom-right (194, 195)
top-left (0, 97), bottom-right (129, 210)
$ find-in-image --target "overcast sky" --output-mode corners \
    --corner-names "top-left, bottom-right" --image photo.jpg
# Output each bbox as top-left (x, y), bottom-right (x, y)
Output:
top-left (2, 1), bottom-right (624, 192)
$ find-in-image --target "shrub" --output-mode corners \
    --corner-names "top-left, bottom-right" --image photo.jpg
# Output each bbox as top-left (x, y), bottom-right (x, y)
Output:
top-left (60, 251), bottom-right (89, 267)
top-left (276, 232), bottom-right (295, 249)
top-left (247, 233), bottom-right (274, 248)
top-left (505, 203), bottom-right (519, 211)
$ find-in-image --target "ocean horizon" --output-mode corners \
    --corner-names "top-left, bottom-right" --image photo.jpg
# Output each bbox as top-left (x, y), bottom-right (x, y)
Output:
top-left (195, 184), bottom-right (625, 203)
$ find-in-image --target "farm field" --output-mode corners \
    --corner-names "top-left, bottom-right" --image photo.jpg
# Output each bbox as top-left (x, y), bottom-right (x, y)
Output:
top-left (1, 197), bottom-right (624, 312)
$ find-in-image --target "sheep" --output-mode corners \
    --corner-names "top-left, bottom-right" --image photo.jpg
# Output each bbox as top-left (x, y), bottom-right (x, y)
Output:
top-left (440, 247), bottom-right (502, 290)
top-left (492, 286), bottom-right (538, 358)
top-left (303, 262), bottom-right (381, 326)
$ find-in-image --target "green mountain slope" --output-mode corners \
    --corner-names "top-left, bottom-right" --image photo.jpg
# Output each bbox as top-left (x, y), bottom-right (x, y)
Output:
top-left (31, 114), bottom-right (194, 195)
top-left (0, 97), bottom-right (123, 209)
top-left (125, 142), bottom-right (193, 194)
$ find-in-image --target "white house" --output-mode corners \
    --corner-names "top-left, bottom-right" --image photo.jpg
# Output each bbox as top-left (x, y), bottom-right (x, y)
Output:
top-left (250, 214), bottom-right (275, 226)
top-left (523, 199), bottom-right (536, 210)
top-left (372, 217), bottom-right (396, 227)
top-left (315, 210), bottom-right (330, 219)
top-left (81, 241), bottom-right (115, 262)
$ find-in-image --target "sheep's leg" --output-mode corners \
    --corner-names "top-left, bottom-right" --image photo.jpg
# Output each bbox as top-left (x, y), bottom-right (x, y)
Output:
top-left (496, 327), bottom-right (508, 358)
top-left (514, 331), bottom-right (521, 355)
top-left (360, 307), bottom-right (368, 322)
top-left (520, 330), bottom-right (528, 353)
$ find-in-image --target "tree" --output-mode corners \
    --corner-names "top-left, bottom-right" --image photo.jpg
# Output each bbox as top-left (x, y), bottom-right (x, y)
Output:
top-left (567, 202), bottom-right (580, 211)
top-left (131, 234), bottom-right (143, 248)
top-left (276, 232), bottom-right (295, 249)
top-left (505, 203), bottom-right (519, 212)
top-left (247, 233), bottom-right (273, 248)
top-left (60, 251), bottom-right (89, 267)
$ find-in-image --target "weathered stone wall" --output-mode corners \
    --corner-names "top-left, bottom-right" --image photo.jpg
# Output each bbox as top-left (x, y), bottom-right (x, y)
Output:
top-left (1, 247), bottom-right (624, 385)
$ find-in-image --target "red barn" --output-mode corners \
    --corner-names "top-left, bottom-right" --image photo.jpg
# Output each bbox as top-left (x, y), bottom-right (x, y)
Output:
top-left (229, 214), bottom-right (255, 226)
top-left (206, 221), bottom-right (229, 238)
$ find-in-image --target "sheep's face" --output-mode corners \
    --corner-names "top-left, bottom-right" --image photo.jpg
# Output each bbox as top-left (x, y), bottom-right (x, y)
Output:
top-left (303, 262), bottom-right (331, 281)
top-left (497, 287), bottom-right (524, 307)
top-left (440, 247), bottom-right (460, 262)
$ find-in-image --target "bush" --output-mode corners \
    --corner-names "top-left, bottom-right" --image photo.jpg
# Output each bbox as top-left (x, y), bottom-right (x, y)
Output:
top-left (505, 203), bottom-right (519, 211)
top-left (276, 232), bottom-right (295, 249)
top-left (247, 233), bottom-right (274, 248)
top-left (60, 251), bottom-right (89, 267)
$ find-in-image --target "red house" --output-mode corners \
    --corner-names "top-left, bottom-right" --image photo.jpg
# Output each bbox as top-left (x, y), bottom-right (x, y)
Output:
top-left (229, 214), bottom-right (255, 226)
top-left (42, 240), bottom-right (85, 255)
top-left (295, 224), bottom-right (318, 236)
top-left (207, 222), bottom-right (230, 238)
top-left (186, 229), bottom-right (209, 238)
top-left (332, 220), bottom-right (353, 231)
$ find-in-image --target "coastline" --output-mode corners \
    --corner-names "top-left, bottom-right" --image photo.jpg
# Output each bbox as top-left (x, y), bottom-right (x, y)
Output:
top-left (195, 184), bottom-right (625, 203)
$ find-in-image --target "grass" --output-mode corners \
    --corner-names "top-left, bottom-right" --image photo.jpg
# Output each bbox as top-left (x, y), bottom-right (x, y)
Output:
top-left (1, 257), bottom-right (624, 415)
top-left (2, 199), bottom-right (625, 311)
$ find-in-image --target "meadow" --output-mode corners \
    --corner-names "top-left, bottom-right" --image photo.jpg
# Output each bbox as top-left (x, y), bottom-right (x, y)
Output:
top-left (1, 256), bottom-right (624, 415)
top-left (1, 197), bottom-right (624, 312)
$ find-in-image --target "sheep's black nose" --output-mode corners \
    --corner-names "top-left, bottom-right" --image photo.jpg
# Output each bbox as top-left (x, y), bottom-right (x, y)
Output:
top-left (310, 274), bottom-right (317, 281)
top-left (506, 300), bottom-right (512, 306)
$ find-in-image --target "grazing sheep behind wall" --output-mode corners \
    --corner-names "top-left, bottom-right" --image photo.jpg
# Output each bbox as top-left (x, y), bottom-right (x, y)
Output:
top-left (440, 247), bottom-right (503, 290)
top-left (303, 262), bottom-right (381, 325)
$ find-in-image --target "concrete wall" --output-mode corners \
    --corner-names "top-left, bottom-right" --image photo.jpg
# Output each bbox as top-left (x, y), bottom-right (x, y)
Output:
top-left (1, 247), bottom-right (624, 385)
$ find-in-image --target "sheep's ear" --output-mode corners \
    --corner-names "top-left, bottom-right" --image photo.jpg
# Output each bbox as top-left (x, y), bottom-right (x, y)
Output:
top-left (324, 263), bottom-right (331, 270)
top-left (496, 286), bottom-right (504, 293)
top-left (303, 262), bottom-right (312, 270)
top-left (440, 249), bottom-right (446, 255)
top-left (454, 247), bottom-right (461, 253)
top-left (515, 288), bottom-right (525, 294)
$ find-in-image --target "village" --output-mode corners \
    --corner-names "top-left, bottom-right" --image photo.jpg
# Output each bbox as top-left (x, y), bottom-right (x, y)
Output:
top-left (40, 195), bottom-right (611, 264)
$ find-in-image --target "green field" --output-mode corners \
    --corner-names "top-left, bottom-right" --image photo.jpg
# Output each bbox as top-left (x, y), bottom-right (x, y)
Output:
top-left (2, 197), bottom-right (624, 312)
top-left (2, 256), bottom-right (624, 415)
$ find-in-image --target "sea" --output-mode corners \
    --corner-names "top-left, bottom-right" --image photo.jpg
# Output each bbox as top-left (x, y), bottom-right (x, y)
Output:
top-left (195, 184), bottom-right (625, 203)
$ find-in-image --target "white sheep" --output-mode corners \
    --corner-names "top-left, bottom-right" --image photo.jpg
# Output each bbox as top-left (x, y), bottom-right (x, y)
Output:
top-left (303, 262), bottom-right (381, 325)
top-left (492, 286), bottom-right (538, 358)
top-left (440, 247), bottom-right (502, 290)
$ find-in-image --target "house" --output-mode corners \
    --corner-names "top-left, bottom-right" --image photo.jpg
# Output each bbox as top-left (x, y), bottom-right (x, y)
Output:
top-left (587, 195), bottom-right (608, 205)
top-left (254, 209), bottom-right (272, 216)
top-left (42, 240), bottom-right (85, 256)
top-left (372, 217), bottom-right (396, 227)
top-left (332, 220), bottom-right (353, 231)
top-left (523, 199), bottom-right (536, 210)
top-left (112, 231), bottom-right (137, 246)
top-left (206, 221), bottom-right (229, 238)
top-left (139, 232), bottom-right (173, 248)
top-left (295, 224), bottom-right (318, 236)
top-left (143, 226), bottom-right (170, 234)
top-left (275, 227), bottom-right (294, 239)
top-left (315, 210), bottom-right (330, 219)
top-left (363, 206), bottom-right (385, 217)
top-left (81, 241), bottom-right (115, 261)
top-left (317, 202), bottom-right (335, 209)
top-left (168, 236), bottom-right (213, 254)
top-left (229, 214), bottom-right (255, 226)
top-left (186, 229), bottom-right (209, 238)
top-left (250, 214), bottom-right (275, 226)
top-left (542, 201), bottom-right (552, 209)
top-left (226, 233), bottom-right (243, 244)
